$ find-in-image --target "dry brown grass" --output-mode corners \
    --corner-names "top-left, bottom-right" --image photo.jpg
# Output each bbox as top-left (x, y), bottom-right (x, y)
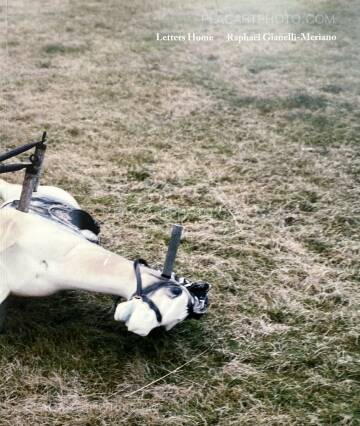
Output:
top-left (1, 0), bottom-right (360, 424)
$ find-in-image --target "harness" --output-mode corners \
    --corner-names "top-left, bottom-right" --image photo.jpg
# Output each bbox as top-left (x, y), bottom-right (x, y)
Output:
top-left (126, 259), bottom-right (197, 324)
top-left (2, 196), bottom-right (101, 244)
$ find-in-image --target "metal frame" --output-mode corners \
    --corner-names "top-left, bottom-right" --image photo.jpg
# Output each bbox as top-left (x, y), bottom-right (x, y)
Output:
top-left (0, 131), bottom-right (47, 212)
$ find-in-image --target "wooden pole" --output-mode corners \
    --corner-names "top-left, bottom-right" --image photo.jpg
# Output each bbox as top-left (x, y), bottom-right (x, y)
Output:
top-left (17, 132), bottom-right (47, 213)
top-left (162, 224), bottom-right (183, 279)
top-left (33, 132), bottom-right (47, 192)
top-left (17, 166), bottom-right (37, 213)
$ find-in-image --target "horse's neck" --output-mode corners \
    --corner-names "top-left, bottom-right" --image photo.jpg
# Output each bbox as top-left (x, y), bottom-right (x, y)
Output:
top-left (51, 242), bottom-right (159, 299)
top-left (1, 198), bottom-right (159, 300)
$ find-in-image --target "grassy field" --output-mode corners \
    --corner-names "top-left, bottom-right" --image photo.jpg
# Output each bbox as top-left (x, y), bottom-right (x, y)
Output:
top-left (1, 0), bottom-right (360, 424)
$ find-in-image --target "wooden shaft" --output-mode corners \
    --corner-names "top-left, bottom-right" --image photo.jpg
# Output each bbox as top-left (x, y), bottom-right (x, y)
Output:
top-left (17, 166), bottom-right (37, 212)
top-left (17, 132), bottom-right (47, 212)
top-left (162, 224), bottom-right (183, 278)
top-left (33, 142), bottom-right (47, 192)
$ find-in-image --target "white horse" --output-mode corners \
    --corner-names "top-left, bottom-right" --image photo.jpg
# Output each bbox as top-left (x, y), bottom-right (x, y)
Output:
top-left (0, 178), bottom-right (209, 336)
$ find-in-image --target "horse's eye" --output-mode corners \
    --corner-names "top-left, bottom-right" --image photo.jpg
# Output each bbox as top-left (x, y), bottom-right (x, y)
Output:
top-left (168, 286), bottom-right (182, 297)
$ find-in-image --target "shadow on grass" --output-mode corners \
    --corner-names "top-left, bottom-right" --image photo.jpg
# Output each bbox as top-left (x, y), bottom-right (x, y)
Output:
top-left (1, 292), bottom-right (210, 376)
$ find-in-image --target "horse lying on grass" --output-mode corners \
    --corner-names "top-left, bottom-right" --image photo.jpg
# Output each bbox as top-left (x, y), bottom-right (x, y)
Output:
top-left (0, 179), bottom-right (210, 336)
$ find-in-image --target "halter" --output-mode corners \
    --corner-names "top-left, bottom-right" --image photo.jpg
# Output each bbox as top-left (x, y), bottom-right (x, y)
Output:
top-left (129, 259), bottom-right (195, 323)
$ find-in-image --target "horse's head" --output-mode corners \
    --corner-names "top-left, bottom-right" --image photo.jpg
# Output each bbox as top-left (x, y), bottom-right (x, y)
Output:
top-left (114, 264), bottom-right (210, 336)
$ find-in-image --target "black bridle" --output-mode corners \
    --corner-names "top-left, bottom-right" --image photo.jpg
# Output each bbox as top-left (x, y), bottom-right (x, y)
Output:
top-left (129, 259), bottom-right (195, 324)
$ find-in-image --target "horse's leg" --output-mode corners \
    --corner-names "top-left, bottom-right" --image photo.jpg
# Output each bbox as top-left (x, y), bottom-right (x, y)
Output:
top-left (0, 287), bottom-right (10, 333)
